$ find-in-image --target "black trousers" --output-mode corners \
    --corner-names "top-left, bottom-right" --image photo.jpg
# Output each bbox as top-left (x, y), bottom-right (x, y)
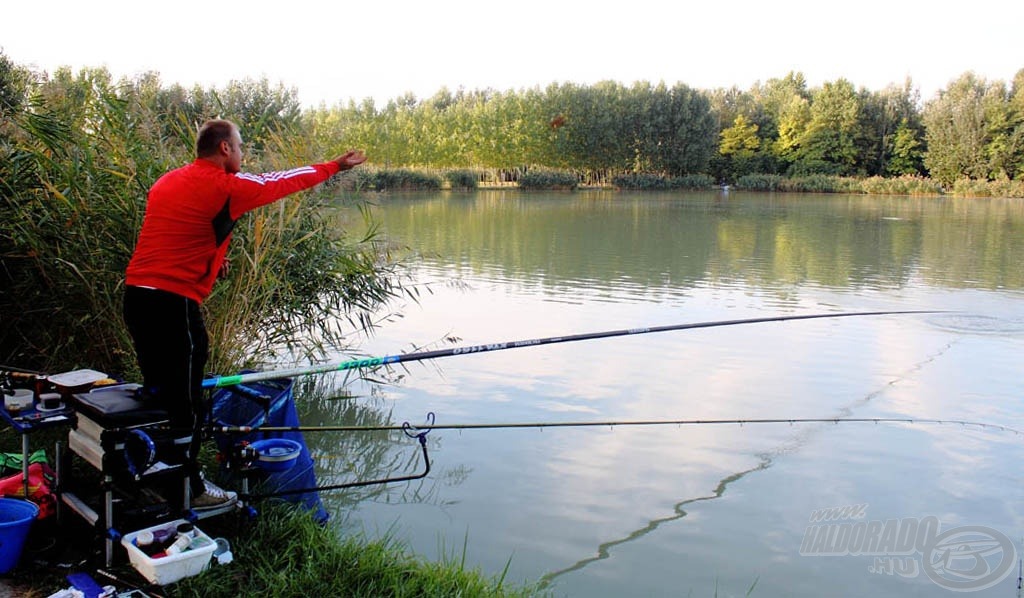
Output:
top-left (123, 285), bottom-right (207, 495)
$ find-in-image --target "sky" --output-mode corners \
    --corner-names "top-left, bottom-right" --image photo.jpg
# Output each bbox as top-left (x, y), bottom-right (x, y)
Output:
top-left (3, 0), bottom-right (1022, 108)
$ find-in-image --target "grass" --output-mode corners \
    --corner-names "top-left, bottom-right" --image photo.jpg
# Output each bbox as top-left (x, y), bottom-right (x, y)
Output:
top-left (171, 505), bottom-right (545, 598)
top-left (353, 168), bottom-right (444, 191)
top-left (445, 169), bottom-right (481, 190)
top-left (518, 170), bottom-right (578, 190)
top-left (733, 172), bottom-right (1024, 198)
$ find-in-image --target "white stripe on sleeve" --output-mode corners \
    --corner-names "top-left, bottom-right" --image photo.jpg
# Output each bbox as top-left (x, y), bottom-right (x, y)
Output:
top-left (234, 166), bottom-right (317, 185)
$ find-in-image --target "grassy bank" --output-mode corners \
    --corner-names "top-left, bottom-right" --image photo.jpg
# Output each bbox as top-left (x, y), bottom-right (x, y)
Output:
top-left (172, 505), bottom-right (544, 598)
top-left (2, 490), bottom-right (543, 596)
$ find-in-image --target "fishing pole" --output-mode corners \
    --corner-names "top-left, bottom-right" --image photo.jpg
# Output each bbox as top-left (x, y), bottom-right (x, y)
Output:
top-left (213, 414), bottom-right (1016, 502)
top-left (201, 310), bottom-right (938, 389)
top-left (209, 416), bottom-right (1024, 437)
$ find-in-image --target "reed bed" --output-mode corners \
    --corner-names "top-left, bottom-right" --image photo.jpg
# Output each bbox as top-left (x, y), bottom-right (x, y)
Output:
top-left (1, 63), bottom-right (409, 377)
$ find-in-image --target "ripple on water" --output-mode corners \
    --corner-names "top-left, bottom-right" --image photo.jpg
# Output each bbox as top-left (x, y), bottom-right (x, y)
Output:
top-left (926, 313), bottom-right (1024, 335)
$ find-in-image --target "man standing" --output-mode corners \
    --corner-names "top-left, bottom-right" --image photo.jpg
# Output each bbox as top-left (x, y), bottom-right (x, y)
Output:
top-left (124, 119), bottom-right (366, 509)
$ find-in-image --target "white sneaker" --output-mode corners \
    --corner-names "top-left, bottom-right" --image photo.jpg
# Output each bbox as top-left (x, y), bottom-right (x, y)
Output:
top-left (191, 480), bottom-right (238, 511)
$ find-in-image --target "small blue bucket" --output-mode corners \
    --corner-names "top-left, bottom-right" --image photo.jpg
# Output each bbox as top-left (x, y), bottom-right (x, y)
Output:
top-left (0, 498), bottom-right (38, 574)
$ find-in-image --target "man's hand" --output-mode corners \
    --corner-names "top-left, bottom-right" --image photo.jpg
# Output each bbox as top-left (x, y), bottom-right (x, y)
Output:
top-left (334, 150), bottom-right (367, 171)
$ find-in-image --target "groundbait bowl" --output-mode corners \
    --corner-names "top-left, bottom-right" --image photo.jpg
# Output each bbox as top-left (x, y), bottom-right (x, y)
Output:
top-left (250, 438), bottom-right (301, 473)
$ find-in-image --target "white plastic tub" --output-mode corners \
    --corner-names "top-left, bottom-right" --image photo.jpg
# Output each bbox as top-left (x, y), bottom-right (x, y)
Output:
top-left (121, 520), bottom-right (217, 585)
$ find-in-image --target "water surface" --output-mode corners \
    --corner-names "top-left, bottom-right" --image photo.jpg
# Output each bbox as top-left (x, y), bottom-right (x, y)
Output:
top-left (306, 191), bottom-right (1024, 597)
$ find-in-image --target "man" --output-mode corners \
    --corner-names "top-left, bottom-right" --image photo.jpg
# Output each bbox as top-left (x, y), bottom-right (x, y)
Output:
top-left (124, 119), bottom-right (366, 510)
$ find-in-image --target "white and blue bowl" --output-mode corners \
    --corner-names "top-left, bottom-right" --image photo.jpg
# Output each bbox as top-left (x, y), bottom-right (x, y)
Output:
top-left (249, 438), bottom-right (302, 473)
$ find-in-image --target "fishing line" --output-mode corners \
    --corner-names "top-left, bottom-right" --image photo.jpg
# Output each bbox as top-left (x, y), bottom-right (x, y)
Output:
top-left (762, 337), bottom-right (960, 463)
top-left (541, 336), bottom-right (974, 585)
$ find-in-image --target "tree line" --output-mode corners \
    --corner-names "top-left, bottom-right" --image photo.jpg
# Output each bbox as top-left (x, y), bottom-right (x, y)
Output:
top-left (312, 70), bottom-right (1024, 187)
top-left (5, 53), bottom-right (1022, 187)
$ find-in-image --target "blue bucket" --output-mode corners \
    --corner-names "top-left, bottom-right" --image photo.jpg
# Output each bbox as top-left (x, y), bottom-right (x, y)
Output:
top-left (0, 498), bottom-right (38, 574)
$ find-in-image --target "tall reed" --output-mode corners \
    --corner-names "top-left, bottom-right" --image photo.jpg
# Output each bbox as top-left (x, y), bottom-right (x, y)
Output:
top-left (1, 67), bottom-right (184, 373)
top-left (0, 61), bottom-right (408, 378)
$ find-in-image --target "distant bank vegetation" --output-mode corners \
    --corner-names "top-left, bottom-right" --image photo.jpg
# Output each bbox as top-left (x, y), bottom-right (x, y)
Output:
top-left (4, 53), bottom-right (1023, 195)
top-left (316, 68), bottom-right (1024, 195)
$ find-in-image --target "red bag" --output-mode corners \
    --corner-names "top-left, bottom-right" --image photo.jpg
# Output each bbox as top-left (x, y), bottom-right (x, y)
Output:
top-left (0, 462), bottom-right (56, 519)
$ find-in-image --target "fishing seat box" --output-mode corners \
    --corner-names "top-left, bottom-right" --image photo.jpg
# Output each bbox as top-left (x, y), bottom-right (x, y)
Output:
top-left (66, 384), bottom-right (191, 474)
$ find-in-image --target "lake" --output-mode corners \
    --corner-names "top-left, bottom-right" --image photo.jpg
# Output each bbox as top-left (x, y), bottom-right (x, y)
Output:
top-left (305, 190), bottom-right (1024, 597)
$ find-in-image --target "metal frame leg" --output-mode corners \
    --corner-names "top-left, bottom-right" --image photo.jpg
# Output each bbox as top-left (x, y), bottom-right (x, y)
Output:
top-left (104, 473), bottom-right (114, 567)
top-left (21, 434), bottom-right (30, 496)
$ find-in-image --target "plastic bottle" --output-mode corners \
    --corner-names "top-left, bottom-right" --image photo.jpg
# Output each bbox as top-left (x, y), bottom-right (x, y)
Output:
top-left (164, 523), bottom-right (195, 555)
top-left (165, 533), bottom-right (192, 555)
top-left (175, 522), bottom-right (195, 539)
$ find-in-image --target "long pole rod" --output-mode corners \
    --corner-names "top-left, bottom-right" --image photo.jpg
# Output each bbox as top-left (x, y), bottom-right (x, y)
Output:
top-left (202, 310), bottom-right (936, 389)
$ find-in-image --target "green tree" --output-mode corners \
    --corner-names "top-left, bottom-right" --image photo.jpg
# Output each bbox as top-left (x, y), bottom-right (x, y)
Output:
top-left (706, 86), bottom-right (759, 134)
top-left (719, 114), bottom-right (761, 157)
top-left (857, 79), bottom-right (923, 176)
top-left (753, 72), bottom-right (810, 161)
top-left (887, 118), bottom-right (925, 175)
top-left (549, 81), bottom-right (631, 175)
top-left (772, 93), bottom-right (811, 163)
top-left (792, 79), bottom-right (862, 174)
top-left (979, 76), bottom-right (1024, 180)
top-left (716, 114), bottom-right (763, 181)
top-left (621, 81), bottom-right (715, 175)
top-left (185, 77), bottom-right (303, 153)
top-left (0, 53), bottom-right (28, 119)
top-left (1007, 69), bottom-right (1024, 179)
top-left (654, 82), bottom-right (717, 175)
top-left (923, 72), bottom-right (991, 184)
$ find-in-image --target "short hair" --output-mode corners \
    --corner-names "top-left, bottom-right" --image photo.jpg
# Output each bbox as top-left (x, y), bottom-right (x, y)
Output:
top-left (195, 119), bottom-right (237, 158)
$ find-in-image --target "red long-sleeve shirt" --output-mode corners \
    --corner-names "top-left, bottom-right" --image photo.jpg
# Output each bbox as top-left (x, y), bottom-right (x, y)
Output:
top-left (126, 158), bottom-right (341, 302)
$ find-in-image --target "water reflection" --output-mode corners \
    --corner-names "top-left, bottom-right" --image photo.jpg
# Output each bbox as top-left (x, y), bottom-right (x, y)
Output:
top-left (371, 191), bottom-right (1024, 295)
top-left (290, 378), bottom-right (459, 518)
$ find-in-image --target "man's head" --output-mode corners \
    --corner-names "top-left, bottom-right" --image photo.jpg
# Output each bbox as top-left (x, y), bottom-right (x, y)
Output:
top-left (196, 119), bottom-right (243, 173)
